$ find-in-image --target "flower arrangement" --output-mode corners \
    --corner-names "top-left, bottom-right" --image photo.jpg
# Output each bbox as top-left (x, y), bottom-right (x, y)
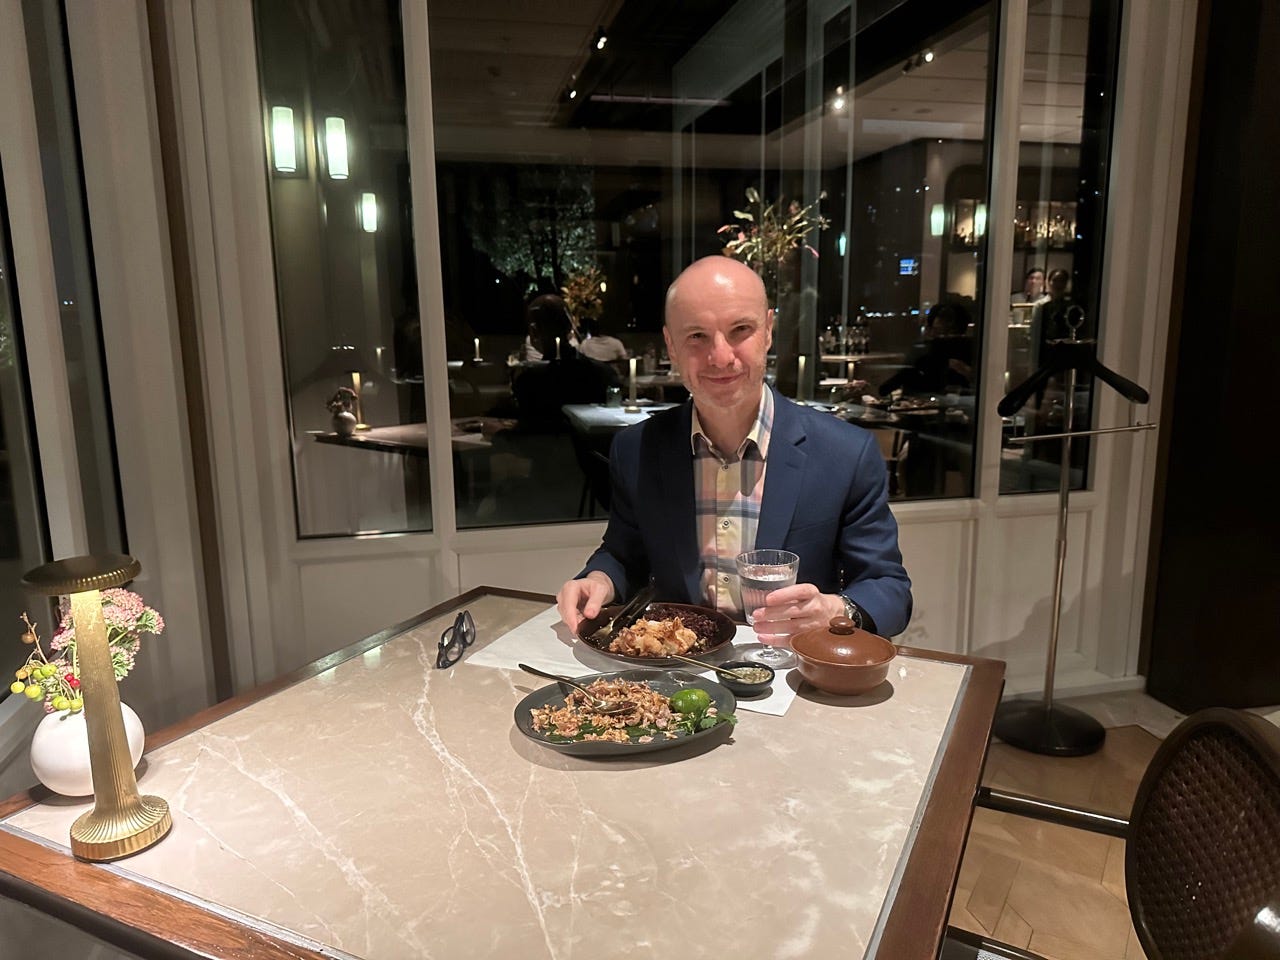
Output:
top-left (326, 386), bottom-right (357, 415)
top-left (717, 187), bottom-right (829, 298)
top-left (560, 265), bottom-right (605, 324)
top-left (9, 589), bottom-right (165, 715)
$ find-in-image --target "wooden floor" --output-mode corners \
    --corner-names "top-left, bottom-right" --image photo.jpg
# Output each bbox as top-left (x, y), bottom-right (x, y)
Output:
top-left (947, 724), bottom-right (1162, 960)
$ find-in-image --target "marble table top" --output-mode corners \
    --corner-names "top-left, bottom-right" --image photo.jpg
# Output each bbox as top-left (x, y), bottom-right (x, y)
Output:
top-left (0, 590), bottom-right (1002, 960)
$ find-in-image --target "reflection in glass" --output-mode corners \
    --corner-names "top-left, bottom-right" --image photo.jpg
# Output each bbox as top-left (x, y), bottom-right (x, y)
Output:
top-left (999, 0), bottom-right (1122, 495)
top-left (254, 0), bottom-right (431, 537)
top-left (0, 174), bottom-right (51, 679)
top-left (429, 1), bottom-right (998, 525)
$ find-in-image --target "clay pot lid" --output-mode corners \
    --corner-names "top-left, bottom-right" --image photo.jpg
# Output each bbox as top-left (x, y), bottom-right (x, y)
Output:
top-left (791, 616), bottom-right (896, 666)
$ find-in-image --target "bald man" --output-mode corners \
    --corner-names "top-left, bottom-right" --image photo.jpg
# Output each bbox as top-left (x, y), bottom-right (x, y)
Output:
top-left (556, 257), bottom-right (911, 642)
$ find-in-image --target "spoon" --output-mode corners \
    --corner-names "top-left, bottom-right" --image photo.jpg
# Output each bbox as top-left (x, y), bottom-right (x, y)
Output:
top-left (665, 653), bottom-right (758, 682)
top-left (517, 664), bottom-right (633, 715)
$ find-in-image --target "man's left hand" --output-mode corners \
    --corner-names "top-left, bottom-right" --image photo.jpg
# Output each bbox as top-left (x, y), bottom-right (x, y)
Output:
top-left (750, 585), bottom-right (845, 640)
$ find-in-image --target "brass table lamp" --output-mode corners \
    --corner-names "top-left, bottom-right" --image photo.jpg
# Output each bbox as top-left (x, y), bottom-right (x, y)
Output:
top-left (21, 554), bottom-right (172, 861)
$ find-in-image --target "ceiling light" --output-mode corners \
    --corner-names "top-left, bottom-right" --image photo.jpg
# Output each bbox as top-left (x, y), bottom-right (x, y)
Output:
top-left (923, 50), bottom-right (935, 63)
top-left (832, 85), bottom-right (846, 112)
top-left (568, 88), bottom-right (577, 100)
top-left (594, 27), bottom-right (607, 51)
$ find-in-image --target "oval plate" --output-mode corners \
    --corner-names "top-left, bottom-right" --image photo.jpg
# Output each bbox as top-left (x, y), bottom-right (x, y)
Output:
top-left (514, 669), bottom-right (736, 757)
top-left (575, 602), bottom-right (737, 666)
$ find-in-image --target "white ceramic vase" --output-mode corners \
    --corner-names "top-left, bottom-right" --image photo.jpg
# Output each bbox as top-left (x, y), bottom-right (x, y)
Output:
top-left (29, 702), bottom-right (145, 797)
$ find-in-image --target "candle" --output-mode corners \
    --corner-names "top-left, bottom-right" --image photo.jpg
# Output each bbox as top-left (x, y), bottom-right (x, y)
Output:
top-left (474, 338), bottom-right (481, 361)
top-left (629, 357), bottom-right (638, 403)
top-left (555, 336), bottom-right (561, 360)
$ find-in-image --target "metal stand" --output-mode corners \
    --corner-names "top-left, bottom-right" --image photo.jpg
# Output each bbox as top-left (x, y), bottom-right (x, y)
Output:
top-left (994, 310), bottom-right (1156, 756)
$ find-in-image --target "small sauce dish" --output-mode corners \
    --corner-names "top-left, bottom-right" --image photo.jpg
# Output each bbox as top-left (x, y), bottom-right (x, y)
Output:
top-left (715, 660), bottom-right (775, 697)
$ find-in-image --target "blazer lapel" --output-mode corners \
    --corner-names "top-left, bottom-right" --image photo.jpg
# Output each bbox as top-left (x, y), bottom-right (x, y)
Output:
top-left (755, 390), bottom-right (806, 550)
top-left (652, 405), bottom-right (701, 601)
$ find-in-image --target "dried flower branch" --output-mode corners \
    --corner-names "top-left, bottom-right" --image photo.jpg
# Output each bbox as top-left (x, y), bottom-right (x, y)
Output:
top-left (717, 187), bottom-right (829, 295)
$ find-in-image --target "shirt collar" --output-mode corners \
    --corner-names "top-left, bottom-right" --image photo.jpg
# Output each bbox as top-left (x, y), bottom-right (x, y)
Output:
top-left (690, 384), bottom-right (773, 461)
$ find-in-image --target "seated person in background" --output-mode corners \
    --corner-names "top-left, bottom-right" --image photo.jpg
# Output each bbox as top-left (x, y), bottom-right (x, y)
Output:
top-left (556, 256), bottom-right (912, 642)
top-left (1011, 266), bottom-right (1045, 306)
top-left (511, 295), bottom-right (619, 430)
top-left (576, 317), bottom-right (628, 364)
top-left (1030, 268), bottom-right (1076, 371)
top-left (878, 300), bottom-right (974, 397)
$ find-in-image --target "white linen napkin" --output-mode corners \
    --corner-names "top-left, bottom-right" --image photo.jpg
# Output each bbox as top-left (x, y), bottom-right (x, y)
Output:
top-left (467, 605), bottom-right (799, 717)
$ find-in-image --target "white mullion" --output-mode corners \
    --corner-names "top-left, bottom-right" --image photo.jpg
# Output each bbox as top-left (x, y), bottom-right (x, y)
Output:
top-left (965, 0), bottom-right (1029, 657)
top-left (403, 0), bottom-right (461, 590)
top-left (0, 0), bottom-right (89, 558)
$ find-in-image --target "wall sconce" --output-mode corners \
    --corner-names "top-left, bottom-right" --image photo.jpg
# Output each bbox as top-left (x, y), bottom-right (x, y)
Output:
top-left (271, 105), bottom-right (297, 173)
top-left (975, 203), bottom-right (988, 237)
top-left (324, 117), bottom-right (349, 180)
top-left (930, 203), bottom-right (946, 237)
top-left (837, 232), bottom-right (848, 256)
top-left (21, 554), bottom-right (172, 861)
top-left (360, 192), bottom-right (378, 233)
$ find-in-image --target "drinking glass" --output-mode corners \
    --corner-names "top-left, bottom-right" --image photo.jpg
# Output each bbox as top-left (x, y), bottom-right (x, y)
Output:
top-left (736, 549), bottom-right (800, 666)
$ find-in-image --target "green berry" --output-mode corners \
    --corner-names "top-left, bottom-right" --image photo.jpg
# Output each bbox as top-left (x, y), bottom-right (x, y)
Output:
top-left (9, 681), bottom-right (24, 694)
top-left (52, 696), bottom-right (69, 711)
top-left (24, 685), bottom-right (43, 700)
top-left (68, 698), bottom-right (83, 712)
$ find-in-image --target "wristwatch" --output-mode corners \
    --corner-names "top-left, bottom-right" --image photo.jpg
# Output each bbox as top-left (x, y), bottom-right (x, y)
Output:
top-left (840, 594), bottom-right (865, 630)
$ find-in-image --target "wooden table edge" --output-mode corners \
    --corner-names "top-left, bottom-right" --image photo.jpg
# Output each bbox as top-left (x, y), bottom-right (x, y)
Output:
top-left (873, 651), bottom-right (1006, 958)
top-left (0, 828), bottom-right (331, 960)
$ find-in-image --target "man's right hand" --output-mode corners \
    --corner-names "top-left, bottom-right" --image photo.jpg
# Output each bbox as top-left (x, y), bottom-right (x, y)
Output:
top-left (556, 571), bottom-right (616, 633)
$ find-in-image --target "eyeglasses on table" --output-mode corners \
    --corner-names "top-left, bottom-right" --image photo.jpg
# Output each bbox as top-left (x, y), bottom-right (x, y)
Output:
top-left (436, 609), bottom-right (475, 668)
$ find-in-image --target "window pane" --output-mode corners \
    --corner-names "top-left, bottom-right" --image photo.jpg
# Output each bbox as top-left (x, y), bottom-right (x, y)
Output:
top-left (0, 173), bottom-right (52, 682)
top-left (21, 0), bottom-right (124, 553)
top-left (999, 0), bottom-right (1121, 494)
top-left (253, 0), bottom-right (431, 537)
top-left (430, 1), bottom-right (996, 525)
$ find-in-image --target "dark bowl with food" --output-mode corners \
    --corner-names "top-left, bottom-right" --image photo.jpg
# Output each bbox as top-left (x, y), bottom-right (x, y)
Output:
top-left (576, 602), bottom-right (736, 666)
top-left (714, 660), bottom-right (775, 697)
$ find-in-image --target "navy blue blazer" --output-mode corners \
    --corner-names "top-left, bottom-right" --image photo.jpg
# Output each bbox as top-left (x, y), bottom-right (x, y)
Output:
top-left (579, 387), bottom-right (913, 636)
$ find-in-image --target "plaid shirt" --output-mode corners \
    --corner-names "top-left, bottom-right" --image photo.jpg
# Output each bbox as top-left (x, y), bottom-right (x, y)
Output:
top-left (691, 385), bottom-right (774, 618)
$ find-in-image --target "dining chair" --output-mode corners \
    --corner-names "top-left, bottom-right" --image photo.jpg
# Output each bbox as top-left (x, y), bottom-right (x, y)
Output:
top-left (942, 708), bottom-right (1280, 960)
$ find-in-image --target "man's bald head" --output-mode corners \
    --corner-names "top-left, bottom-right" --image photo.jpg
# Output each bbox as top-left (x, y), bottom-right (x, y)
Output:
top-left (664, 256), bottom-right (768, 326)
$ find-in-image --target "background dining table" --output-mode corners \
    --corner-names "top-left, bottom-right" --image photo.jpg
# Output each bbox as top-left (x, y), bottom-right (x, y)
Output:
top-left (0, 587), bottom-right (1003, 960)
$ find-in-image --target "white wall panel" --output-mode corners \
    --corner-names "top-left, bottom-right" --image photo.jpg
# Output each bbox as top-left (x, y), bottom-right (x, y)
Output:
top-left (298, 552), bottom-right (443, 668)
top-left (971, 509), bottom-right (1090, 668)
top-left (896, 518), bottom-right (974, 654)
top-left (458, 545), bottom-right (593, 597)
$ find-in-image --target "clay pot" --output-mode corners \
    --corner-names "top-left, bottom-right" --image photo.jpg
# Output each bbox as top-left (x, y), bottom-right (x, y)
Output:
top-left (789, 616), bottom-right (896, 695)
